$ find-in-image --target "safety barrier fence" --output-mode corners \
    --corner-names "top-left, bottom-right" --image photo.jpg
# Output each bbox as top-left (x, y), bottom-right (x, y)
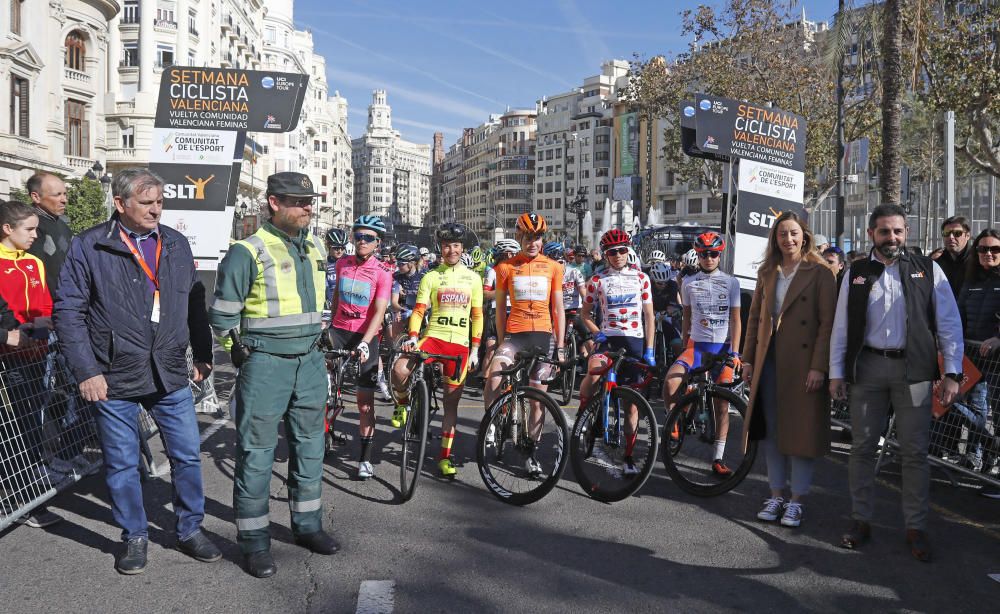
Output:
top-left (1, 335), bottom-right (223, 532)
top-left (831, 338), bottom-right (1000, 489)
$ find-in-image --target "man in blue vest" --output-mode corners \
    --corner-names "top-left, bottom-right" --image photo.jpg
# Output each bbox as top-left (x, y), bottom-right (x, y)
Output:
top-left (210, 172), bottom-right (337, 578)
top-left (829, 203), bottom-right (964, 562)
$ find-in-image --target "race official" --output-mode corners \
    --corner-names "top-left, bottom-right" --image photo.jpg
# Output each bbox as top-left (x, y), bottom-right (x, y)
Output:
top-left (829, 204), bottom-right (964, 562)
top-left (209, 172), bottom-right (337, 578)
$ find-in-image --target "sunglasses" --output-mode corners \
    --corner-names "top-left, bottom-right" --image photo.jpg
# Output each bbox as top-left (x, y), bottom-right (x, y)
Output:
top-left (353, 232), bottom-right (379, 243)
top-left (604, 247), bottom-right (629, 256)
top-left (942, 230), bottom-right (967, 239)
top-left (330, 246), bottom-right (345, 250)
top-left (976, 245), bottom-right (1000, 255)
top-left (280, 197), bottom-right (315, 207)
top-left (697, 251), bottom-right (721, 259)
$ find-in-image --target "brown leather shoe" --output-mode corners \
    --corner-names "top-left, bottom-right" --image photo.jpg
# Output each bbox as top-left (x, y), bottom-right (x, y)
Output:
top-left (839, 520), bottom-right (871, 549)
top-left (905, 529), bottom-right (931, 562)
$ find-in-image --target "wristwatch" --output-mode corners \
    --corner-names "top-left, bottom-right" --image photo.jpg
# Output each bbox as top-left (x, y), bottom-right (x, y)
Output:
top-left (944, 372), bottom-right (963, 383)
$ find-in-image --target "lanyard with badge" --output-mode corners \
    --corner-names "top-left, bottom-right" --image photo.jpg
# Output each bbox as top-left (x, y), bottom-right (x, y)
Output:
top-left (119, 229), bottom-right (162, 323)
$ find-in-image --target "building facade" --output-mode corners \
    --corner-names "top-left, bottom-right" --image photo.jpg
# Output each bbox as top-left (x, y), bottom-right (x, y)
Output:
top-left (351, 90), bottom-right (431, 232)
top-left (1, 0), bottom-right (120, 198)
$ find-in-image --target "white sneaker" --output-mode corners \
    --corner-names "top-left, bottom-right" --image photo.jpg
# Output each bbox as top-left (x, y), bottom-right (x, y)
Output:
top-left (357, 461), bottom-right (374, 481)
top-left (525, 457), bottom-right (543, 478)
top-left (780, 501), bottom-right (803, 527)
top-left (757, 497), bottom-right (785, 521)
top-left (377, 381), bottom-right (392, 402)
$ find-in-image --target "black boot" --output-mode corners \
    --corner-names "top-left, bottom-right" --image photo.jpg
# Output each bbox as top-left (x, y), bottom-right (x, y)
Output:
top-left (294, 530), bottom-right (339, 555)
top-left (116, 537), bottom-right (148, 575)
top-left (244, 550), bottom-right (277, 578)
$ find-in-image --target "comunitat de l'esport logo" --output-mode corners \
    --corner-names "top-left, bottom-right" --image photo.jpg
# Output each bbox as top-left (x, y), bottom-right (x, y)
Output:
top-left (260, 76), bottom-right (275, 89)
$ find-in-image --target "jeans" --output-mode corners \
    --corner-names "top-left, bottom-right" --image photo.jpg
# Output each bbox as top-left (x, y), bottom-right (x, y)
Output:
top-left (94, 386), bottom-right (205, 541)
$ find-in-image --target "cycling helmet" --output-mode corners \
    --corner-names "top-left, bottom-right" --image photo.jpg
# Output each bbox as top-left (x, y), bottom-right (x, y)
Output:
top-left (470, 245), bottom-right (487, 265)
top-left (419, 247), bottom-right (430, 257)
top-left (627, 248), bottom-right (640, 268)
top-left (395, 244), bottom-right (418, 263)
top-left (650, 262), bottom-right (672, 283)
top-left (460, 253), bottom-right (473, 268)
top-left (352, 214), bottom-right (386, 236)
top-left (542, 241), bottom-right (565, 260)
top-left (600, 228), bottom-right (631, 252)
top-left (649, 249), bottom-right (666, 263)
top-left (325, 227), bottom-right (348, 247)
top-left (693, 231), bottom-right (725, 252)
top-left (516, 212), bottom-right (547, 234)
top-left (681, 249), bottom-right (698, 267)
top-left (493, 238), bottom-right (520, 256)
top-left (427, 253), bottom-right (437, 264)
top-left (436, 222), bottom-right (468, 244)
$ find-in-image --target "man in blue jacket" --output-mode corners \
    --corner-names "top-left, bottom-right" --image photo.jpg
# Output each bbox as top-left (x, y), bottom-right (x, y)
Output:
top-left (53, 167), bottom-right (220, 575)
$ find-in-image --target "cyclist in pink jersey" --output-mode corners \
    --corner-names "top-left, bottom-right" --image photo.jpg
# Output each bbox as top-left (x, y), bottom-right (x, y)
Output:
top-left (328, 215), bottom-right (393, 480)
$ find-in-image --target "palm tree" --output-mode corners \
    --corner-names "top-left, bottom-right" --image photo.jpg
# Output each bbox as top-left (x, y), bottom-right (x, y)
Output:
top-left (880, 0), bottom-right (904, 205)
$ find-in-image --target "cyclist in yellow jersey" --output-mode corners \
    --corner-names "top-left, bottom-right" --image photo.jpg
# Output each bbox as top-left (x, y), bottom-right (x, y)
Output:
top-left (390, 223), bottom-right (483, 477)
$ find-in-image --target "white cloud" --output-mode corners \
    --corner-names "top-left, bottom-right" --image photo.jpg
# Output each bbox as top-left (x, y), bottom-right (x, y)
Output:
top-left (329, 67), bottom-right (491, 121)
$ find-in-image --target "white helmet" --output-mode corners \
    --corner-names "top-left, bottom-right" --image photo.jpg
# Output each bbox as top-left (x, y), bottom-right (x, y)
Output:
top-left (428, 253), bottom-right (437, 264)
top-left (460, 253), bottom-right (473, 267)
top-left (494, 238), bottom-right (520, 255)
top-left (682, 249), bottom-right (698, 267)
top-left (627, 247), bottom-right (640, 268)
top-left (650, 250), bottom-right (666, 263)
top-left (650, 262), bottom-right (672, 283)
top-left (345, 242), bottom-right (356, 255)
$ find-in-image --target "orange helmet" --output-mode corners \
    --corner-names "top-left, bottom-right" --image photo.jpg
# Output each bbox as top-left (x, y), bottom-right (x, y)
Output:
top-left (516, 212), bottom-right (547, 234)
top-left (693, 231), bottom-right (725, 252)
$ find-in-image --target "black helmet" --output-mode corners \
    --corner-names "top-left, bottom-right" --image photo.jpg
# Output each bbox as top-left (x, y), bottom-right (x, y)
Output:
top-left (436, 222), bottom-right (468, 245)
top-left (325, 228), bottom-right (348, 247)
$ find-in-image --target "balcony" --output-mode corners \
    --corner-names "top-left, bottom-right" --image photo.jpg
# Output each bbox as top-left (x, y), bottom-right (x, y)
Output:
top-left (113, 100), bottom-right (135, 114)
top-left (64, 67), bottom-right (92, 88)
top-left (106, 147), bottom-right (141, 163)
top-left (221, 14), bottom-right (233, 32)
top-left (220, 52), bottom-right (233, 68)
top-left (65, 156), bottom-right (93, 173)
top-left (0, 133), bottom-right (47, 162)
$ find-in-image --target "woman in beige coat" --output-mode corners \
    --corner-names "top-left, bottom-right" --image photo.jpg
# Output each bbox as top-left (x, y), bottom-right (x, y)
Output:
top-left (741, 212), bottom-right (837, 528)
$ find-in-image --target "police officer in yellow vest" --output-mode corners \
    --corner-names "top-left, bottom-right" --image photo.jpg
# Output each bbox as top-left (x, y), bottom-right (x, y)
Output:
top-left (209, 172), bottom-right (337, 578)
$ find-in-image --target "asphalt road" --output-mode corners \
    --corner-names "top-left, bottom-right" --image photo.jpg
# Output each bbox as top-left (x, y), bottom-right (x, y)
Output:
top-left (2, 365), bottom-right (999, 613)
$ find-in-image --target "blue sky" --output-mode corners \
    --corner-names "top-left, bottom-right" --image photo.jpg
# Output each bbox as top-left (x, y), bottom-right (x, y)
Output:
top-left (295, 0), bottom-right (841, 147)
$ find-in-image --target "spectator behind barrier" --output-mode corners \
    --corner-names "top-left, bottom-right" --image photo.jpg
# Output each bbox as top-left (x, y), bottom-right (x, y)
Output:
top-left (26, 172), bottom-right (73, 297)
top-left (742, 212), bottom-right (837, 528)
top-left (53, 168), bottom-right (219, 575)
top-left (955, 228), bottom-right (1000, 497)
top-left (0, 200), bottom-right (64, 529)
top-left (937, 215), bottom-right (972, 297)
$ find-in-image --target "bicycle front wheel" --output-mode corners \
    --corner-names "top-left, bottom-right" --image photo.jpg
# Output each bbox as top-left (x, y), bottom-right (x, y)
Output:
top-left (570, 385), bottom-right (658, 502)
top-left (399, 378), bottom-right (430, 501)
top-left (661, 387), bottom-right (755, 497)
top-left (476, 387), bottom-right (569, 505)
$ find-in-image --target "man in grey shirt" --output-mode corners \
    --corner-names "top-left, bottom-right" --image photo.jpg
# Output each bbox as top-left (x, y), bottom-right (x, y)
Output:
top-left (829, 204), bottom-right (963, 562)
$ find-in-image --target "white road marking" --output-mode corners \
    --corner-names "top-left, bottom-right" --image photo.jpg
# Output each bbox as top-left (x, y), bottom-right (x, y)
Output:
top-left (356, 580), bottom-right (395, 614)
top-left (200, 417), bottom-right (230, 444)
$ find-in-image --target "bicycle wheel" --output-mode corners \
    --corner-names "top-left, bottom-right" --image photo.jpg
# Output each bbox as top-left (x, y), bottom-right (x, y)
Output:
top-left (661, 387), bottom-right (755, 497)
top-left (399, 378), bottom-right (430, 501)
top-left (476, 387), bottom-right (569, 505)
top-left (558, 333), bottom-right (578, 406)
top-left (570, 385), bottom-right (658, 502)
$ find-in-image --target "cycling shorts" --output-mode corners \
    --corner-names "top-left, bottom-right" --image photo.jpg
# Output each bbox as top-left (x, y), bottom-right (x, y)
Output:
top-left (327, 327), bottom-right (381, 390)
top-left (674, 339), bottom-right (734, 384)
top-left (493, 331), bottom-right (555, 384)
top-left (595, 336), bottom-right (645, 386)
top-left (416, 337), bottom-right (470, 388)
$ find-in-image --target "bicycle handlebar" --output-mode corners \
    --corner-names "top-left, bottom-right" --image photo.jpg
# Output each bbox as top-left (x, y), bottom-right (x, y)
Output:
top-left (687, 351), bottom-right (737, 377)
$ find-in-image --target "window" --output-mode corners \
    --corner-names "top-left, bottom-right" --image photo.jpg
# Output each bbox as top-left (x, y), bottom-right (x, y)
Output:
top-left (188, 51), bottom-right (196, 66)
top-left (595, 134), bottom-right (610, 145)
top-left (322, 141), bottom-right (328, 153)
top-left (188, 10), bottom-right (198, 36)
top-left (10, 76), bottom-right (29, 137)
top-left (595, 151), bottom-right (609, 162)
top-left (554, 181), bottom-right (561, 192)
top-left (707, 197), bottom-right (723, 213)
top-left (545, 182), bottom-right (552, 193)
top-left (545, 149), bottom-right (553, 160)
top-left (156, 7), bottom-right (175, 24)
top-left (581, 170), bottom-right (590, 179)
top-left (662, 199), bottom-right (677, 215)
top-left (545, 198), bottom-right (552, 210)
top-left (122, 43), bottom-right (138, 67)
top-left (566, 172), bottom-right (574, 181)
top-left (65, 100), bottom-right (88, 157)
top-left (314, 139), bottom-right (320, 152)
top-left (581, 153), bottom-right (590, 163)
top-left (11, 0), bottom-right (23, 35)
top-left (65, 32), bottom-right (87, 71)
top-left (554, 198), bottom-right (561, 208)
top-left (596, 168), bottom-right (609, 177)
top-left (595, 185), bottom-right (608, 194)
top-left (121, 126), bottom-right (134, 149)
top-left (688, 198), bottom-right (704, 214)
top-left (554, 148), bottom-right (562, 159)
top-left (321, 175), bottom-right (327, 187)
top-left (156, 44), bottom-right (175, 68)
top-left (123, 1), bottom-right (139, 24)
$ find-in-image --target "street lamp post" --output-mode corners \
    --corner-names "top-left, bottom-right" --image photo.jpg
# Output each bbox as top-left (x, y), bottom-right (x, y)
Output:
top-left (232, 202), bottom-right (248, 239)
top-left (565, 187), bottom-right (588, 247)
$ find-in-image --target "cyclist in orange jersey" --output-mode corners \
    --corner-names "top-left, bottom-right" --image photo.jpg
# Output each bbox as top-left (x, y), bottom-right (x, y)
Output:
top-left (484, 213), bottom-right (566, 477)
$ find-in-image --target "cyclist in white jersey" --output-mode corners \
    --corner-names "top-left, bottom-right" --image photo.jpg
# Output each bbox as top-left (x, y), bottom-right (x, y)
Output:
top-left (662, 232), bottom-right (742, 477)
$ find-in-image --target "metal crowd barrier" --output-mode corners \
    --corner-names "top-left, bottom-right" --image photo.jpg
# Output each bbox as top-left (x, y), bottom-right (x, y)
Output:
top-left (0, 334), bottom-right (102, 532)
top-left (831, 338), bottom-right (1000, 489)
